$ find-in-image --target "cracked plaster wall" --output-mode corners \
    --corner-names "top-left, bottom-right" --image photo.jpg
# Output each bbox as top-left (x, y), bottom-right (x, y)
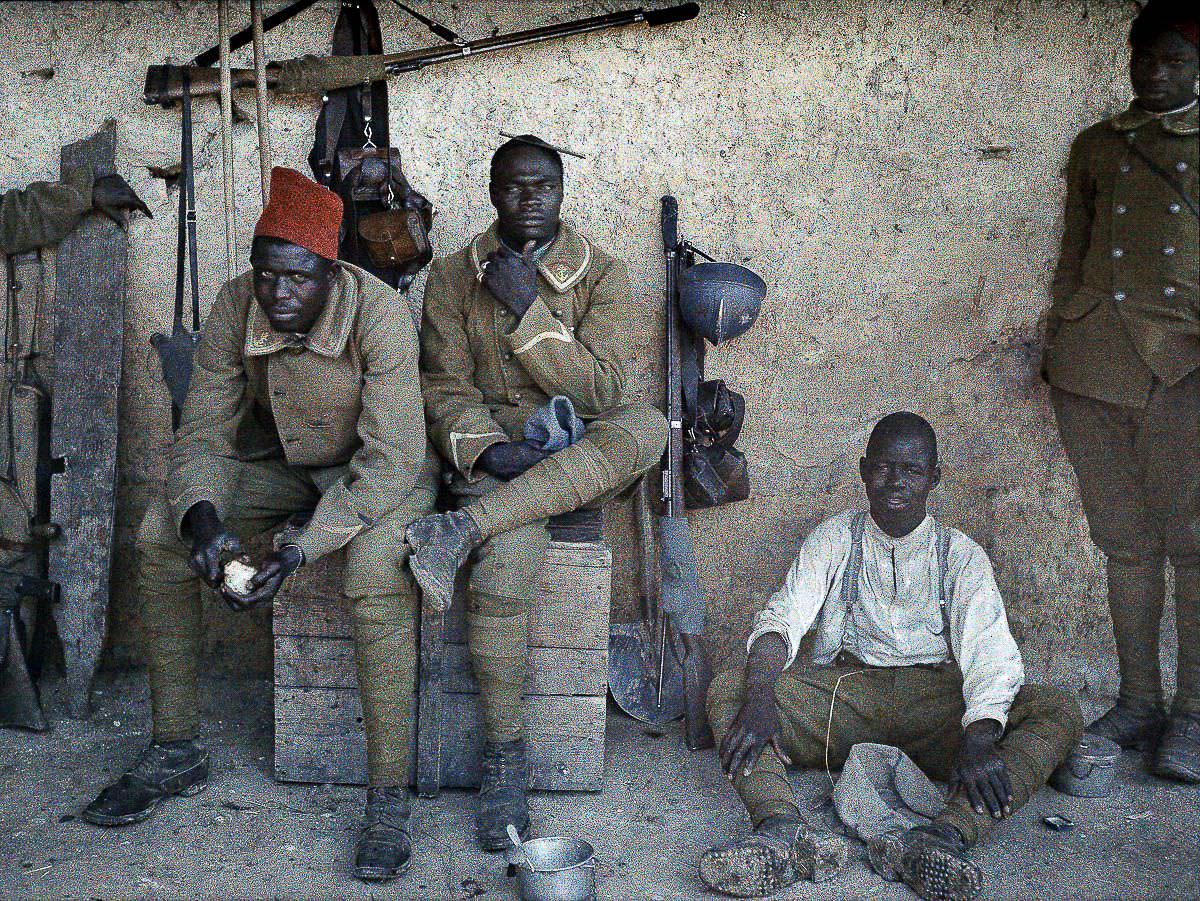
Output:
top-left (0, 0), bottom-right (1170, 701)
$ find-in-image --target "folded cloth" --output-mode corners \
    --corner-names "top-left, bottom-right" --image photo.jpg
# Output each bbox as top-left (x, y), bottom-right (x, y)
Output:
top-left (523, 395), bottom-right (586, 453)
top-left (832, 743), bottom-right (946, 841)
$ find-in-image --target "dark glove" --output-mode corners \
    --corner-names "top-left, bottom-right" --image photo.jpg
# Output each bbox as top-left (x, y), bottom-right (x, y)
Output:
top-left (952, 719), bottom-right (1012, 819)
top-left (184, 501), bottom-right (242, 589)
top-left (718, 683), bottom-right (792, 780)
top-left (221, 545), bottom-right (304, 612)
top-left (478, 439), bottom-right (549, 481)
top-left (481, 241), bottom-right (538, 318)
top-left (92, 173), bottom-right (152, 225)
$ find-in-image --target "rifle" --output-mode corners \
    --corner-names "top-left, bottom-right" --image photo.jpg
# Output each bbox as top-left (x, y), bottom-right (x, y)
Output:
top-left (658, 196), bottom-right (713, 751)
top-left (143, 3), bottom-right (701, 106)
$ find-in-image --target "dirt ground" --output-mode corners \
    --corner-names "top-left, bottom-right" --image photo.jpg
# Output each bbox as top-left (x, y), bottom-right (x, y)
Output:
top-left (1, 672), bottom-right (1197, 900)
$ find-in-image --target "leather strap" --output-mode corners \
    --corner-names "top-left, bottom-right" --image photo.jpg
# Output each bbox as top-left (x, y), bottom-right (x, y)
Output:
top-left (174, 73), bottom-right (200, 332)
top-left (1126, 133), bottom-right (1199, 219)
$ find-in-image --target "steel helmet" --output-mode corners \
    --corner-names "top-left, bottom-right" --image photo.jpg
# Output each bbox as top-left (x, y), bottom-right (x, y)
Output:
top-left (678, 262), bottom-right (765, 345)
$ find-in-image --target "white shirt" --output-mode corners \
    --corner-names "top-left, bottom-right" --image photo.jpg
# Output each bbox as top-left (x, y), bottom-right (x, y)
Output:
top-left (748, 510), bottom-right (1025, 728)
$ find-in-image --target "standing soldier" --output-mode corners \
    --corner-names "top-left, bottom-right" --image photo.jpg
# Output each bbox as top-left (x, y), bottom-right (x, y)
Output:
top-left (1043, 3), bottom-right (1198, 781)
top-left (2, 170), bottom-right (149, 254)
top-left (80, 168), bottom-right (438, 882)
top-left (408, 135), bottom-right (667, 849)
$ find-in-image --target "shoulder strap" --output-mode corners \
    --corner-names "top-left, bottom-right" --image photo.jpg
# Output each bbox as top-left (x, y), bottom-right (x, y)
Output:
top-left (935, 521), bottom-right (953, 656)
top-left (840, 512), bottom-right (868, 610)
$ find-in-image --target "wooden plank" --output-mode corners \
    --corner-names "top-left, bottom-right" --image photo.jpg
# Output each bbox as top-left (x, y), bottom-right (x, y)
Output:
top-left (275, 686), bottom-right (604, 790)
top-left (49, 121), bottom-right (126, 718)
top-left (275, 634), bottom-right (606, 696)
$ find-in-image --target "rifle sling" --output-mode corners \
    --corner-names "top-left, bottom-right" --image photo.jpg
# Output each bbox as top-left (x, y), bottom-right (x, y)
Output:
top-left (174, 73), bottom-right (200, 332)
top-left (1126, 133), bottom-right (1199, 219)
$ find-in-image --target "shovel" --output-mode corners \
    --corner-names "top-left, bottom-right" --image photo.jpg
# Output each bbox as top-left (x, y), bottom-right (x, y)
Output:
top-left (608, 477), bottom-right (685, 725)
top-left (151, 71), bottom-right (201, 432)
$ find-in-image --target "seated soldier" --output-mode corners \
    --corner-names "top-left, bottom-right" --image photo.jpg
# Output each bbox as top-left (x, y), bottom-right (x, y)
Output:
top-left (81, 168), bottom-right (438, 884)
top-left (700, 413), bottom-right (1083, 901)
top-left (405, 135), bottom-right (667, 849)
top-left (1, 169), bottom-right (148, 254)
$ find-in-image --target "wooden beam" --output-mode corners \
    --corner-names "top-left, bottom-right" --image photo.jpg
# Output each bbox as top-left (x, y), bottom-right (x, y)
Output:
top-left (50, 121), bottom-right (126, 718)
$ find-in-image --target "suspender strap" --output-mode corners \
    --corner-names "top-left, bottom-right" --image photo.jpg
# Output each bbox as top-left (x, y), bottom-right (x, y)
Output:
top-left (935, 521), bottom-right (953, 657)
top-left (838, 512), bottom-right (868, 652)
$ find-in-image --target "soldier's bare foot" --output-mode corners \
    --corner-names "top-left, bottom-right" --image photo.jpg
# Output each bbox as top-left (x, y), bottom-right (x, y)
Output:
top-left (404, 510), bottom-right (482, 611)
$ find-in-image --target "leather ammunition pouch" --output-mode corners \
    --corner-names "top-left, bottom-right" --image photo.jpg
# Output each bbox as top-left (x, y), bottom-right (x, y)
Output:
top-left (681, 332), bottom-right (751, 509)
top-left (337, 146), bottom-right (433, 274)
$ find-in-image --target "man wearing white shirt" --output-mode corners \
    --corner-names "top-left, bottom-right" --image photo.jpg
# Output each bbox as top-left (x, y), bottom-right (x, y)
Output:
top-left (699, 413), bottom-right (1082, 901)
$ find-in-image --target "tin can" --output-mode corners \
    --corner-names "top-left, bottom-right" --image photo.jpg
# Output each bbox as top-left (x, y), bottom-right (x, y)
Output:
top-left (1050, 734), bottom-right (1121, 797)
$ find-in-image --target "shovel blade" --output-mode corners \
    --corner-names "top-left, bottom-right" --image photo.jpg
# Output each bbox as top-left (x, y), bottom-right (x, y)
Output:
top-left (151, 322), bottom-right (200, 410)
top-left (0, 612), bottom-right (47, 731)
top-left (608, 621), bottom-right (685, 725)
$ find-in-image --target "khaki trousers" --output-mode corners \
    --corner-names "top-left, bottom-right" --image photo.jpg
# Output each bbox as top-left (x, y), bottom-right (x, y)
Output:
top-left (707, 661), bottom-right (1083, 848)
top-left (456, 402), bottom-right (667, 742)
top-left (1052, 372), bottom-right (1200, 713)
top-left (137, 457), bottom-right (435, 786)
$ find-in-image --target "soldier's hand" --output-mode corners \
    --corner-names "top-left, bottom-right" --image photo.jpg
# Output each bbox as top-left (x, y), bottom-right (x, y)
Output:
top-left (719, 684), bottom-right (791, 781)
top-left (184, 501), bottom-right (242, 589)
top-left (481, 241), bottom-right (538, 318)
top-left (952, 720), bottom-right (1012, 819)
top-left (222, 545), bottom-right (303, 611)
top-left (478, 439), bottom-right (549, 481)
top-left (92, 174), bottom-right (152, 225)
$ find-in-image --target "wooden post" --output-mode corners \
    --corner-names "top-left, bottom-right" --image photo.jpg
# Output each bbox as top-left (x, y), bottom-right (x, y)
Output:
top-left (50, 121), bottom-right (126, 718)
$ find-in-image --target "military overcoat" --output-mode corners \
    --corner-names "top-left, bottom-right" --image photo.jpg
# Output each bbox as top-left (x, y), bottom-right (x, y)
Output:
top-left (0, 170), bottom-right (95, 255)
top-left (420, 221), bottom-right (636, 478)
top-left (167, 262), bottom-right (430, 562)
top-left (1043, 101), bottom-right (1199, 408)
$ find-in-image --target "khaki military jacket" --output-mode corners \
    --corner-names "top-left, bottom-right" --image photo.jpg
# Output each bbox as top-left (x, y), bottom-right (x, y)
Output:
top-left (1043, 101), bottom-right (1199, 408)
top-left (167, 262), bottom-right (429, 562)
top-left (0, 169), bottom-right (95, 255)
top-left (420, 221), bottom-right (634, 478)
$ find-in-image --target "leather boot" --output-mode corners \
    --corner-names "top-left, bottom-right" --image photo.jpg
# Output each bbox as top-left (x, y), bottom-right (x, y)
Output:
top-left (698, 814), bottom-right (849, 897)
top-left (1087, 702), bottom-right (1166, 750)
top-left (1155, 713), bottom-right (1200, 783)
top-left (353, 787), bottom-right (413, 882)
top-left (405, 510), bottom-right (482, 612)
top-left (868, 823), bottom-right (983, 901)
top-left (81, 739), bottom-right (209, 826)
top-left (477, 739), bottom-right (530, 851)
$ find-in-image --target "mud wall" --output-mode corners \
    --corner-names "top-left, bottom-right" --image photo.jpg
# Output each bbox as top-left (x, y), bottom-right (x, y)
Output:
top-left (0, 1), bottom-right (1164, 700)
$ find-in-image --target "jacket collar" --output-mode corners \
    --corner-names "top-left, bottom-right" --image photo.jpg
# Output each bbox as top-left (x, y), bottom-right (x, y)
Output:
top-left (1111, 99), bottom-right (1199, 136)
top-left (470, 220), bottom-right (592, 294)
top-left (244, 263), bottom-right (358, 358)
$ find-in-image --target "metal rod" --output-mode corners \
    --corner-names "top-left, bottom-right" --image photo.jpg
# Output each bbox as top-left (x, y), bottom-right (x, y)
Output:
top-left (218, 0), bottom-right (237, 283)
top-left (251, 0), bottom-right (273, 206)
top-left (192, 0), bottom-right (320, 67)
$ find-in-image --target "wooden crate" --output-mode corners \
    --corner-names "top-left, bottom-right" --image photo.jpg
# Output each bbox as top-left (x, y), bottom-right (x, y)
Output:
top-left (273, 541), bottom-right (611, 790)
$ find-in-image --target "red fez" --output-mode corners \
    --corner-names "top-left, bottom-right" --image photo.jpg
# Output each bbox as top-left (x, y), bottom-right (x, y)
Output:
top-left (254, 167), bottom-right (343, 261)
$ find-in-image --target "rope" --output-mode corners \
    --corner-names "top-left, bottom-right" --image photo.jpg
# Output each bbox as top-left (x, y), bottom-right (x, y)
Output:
top-left (824, 667), bottom-right (865, 789)
top-left (251, 0), bottom-right (273, 206)
top-left (218, 0), bottom-right (237, 283)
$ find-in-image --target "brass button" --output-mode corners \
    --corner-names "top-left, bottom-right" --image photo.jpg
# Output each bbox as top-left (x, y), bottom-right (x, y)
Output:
top-left (1115, 204), bottom-right (1127, 214)
top-left (1119, 163), bottom-right (1131, 173)
top-left (1114, 291), bottom-right (1126, 302)
top-left (1169, 203), bottom-right (1181, 214)
top-left (1112, 248), bottom-right (1124, 258)
top-left (1164, 286), bottom-right (1177, 297)
top-left (1163, 246), bottom-right (1176, 256)
top-left (513, 392), bottom-right (522, 402)
top-left (552, 309), bottom-right (563, 318)
top-left (1176, 161), bottom-right (1189, 172)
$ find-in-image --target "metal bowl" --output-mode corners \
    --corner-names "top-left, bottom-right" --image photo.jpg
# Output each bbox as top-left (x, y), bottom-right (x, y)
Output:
top-left (506, 835), bottom-right (596, 901)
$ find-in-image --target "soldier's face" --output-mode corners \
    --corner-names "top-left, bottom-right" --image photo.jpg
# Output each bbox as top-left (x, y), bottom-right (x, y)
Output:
top-left (490, 148), bottom-right (564, 248)
top-left (1131, 31), bottom-right (1199, 113)
top-left (250, 238), bottom-right (336, 334)
top-left (860, 434), bottom-right (941, 536)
